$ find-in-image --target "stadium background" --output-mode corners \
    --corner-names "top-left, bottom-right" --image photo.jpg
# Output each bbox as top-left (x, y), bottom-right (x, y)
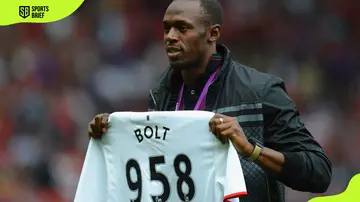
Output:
top-left (0, 0), bottom-right (359, 201)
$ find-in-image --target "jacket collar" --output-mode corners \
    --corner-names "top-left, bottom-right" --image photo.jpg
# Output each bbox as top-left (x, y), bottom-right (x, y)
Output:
top-left (165, 44), bottom-right (232, 91)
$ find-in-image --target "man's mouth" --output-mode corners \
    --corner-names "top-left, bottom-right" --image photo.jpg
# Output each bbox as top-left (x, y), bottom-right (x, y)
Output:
top-left (166, 47), bottom-right (182, 58)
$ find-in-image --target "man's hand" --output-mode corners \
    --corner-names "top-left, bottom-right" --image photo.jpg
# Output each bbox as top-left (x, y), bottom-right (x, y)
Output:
top-left (88, 113), bottom-right (110, 139)
top-left (209, 114), bottom-right (254, 157)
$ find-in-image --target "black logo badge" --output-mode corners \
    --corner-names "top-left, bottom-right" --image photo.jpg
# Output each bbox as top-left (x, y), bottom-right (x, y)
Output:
top-left (19, 6), bottom-right (30, 19)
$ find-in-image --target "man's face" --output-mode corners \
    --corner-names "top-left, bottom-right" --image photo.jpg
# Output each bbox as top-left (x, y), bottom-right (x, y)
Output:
top-left (163, 0), bottom-right (208, 70)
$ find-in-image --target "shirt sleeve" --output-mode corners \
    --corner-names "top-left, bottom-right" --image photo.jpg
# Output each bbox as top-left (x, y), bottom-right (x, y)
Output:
top-left (262, 76), bottom-right (332, 193)
top-left (74, 139), bottom-right (108, 202)
top-left (223, 142), bottom-right (248, 202)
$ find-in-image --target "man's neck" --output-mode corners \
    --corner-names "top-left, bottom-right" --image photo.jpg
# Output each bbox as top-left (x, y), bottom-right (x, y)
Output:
top-left (181, 47), bottom-right (217, 88)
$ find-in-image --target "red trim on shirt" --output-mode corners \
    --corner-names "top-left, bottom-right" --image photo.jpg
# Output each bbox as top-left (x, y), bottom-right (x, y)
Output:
top-left (223, 191), bottom-right (247, 202)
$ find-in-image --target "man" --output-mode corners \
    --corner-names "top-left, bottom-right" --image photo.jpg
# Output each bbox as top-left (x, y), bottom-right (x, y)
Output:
top-left (88, 0), bottom-right (332, 201)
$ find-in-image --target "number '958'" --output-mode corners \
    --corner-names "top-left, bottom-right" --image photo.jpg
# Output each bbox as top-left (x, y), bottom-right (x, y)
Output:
top-left (125, 154), bottom-right (195, 202)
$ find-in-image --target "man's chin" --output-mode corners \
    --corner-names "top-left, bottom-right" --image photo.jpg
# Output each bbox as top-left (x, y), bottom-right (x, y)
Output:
top-left (169, 59), bottom-right (187, 70)
top-left (169, 59), bottom-right (201, 70)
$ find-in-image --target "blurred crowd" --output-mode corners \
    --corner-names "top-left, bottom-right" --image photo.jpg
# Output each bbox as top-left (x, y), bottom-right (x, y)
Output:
top-left (0, 0), bottom-right (359, 201)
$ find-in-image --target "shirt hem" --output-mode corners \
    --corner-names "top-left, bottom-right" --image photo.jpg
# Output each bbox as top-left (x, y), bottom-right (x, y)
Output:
top-left (223, 191), bottom-right (247, 202)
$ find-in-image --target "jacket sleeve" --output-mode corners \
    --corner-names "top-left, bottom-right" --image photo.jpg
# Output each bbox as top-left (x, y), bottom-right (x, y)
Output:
top-left (262, 76), bottom-right (332, 193)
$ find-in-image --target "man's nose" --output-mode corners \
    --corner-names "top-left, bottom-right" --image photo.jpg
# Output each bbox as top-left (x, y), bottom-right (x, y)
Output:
top-left (165, 28), bottom-right (179, 42)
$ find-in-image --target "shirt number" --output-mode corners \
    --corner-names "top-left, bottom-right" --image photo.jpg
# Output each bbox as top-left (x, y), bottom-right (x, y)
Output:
top-left (125, 154), bottom-right (195, 202)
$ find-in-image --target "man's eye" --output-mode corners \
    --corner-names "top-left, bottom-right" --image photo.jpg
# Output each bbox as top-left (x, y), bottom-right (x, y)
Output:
top-left (179, 26), bottom-right (189, 32)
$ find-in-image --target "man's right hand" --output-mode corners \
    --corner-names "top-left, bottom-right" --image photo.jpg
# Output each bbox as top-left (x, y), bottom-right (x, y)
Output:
top-left (88, 113), bottom-right (110, 139)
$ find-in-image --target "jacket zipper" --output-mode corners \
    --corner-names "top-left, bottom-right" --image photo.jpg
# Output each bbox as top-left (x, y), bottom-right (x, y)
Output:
top-left (207, 69), bottom-right (223, 112)
top-left (149, 89), bottom-right (159, 111)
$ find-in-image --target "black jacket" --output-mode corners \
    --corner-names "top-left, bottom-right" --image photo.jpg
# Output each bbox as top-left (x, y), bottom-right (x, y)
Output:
top-left (148, 44), bottom-right (332, 202)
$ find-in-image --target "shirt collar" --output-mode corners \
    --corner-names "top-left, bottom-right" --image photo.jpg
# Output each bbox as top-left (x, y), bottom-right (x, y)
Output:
top-left (201, 52), bottom-right (222, 78)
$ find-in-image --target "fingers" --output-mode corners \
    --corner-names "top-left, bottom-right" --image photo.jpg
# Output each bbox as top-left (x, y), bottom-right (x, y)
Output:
top-left (209, 118), bottom-right (215, 132)
top-left (101, 114), bottom-right (109, 133)
top-left (209, 114), bottom-right (232, 132)
top-left (216, 121), bottom-right (233, 143)
top-left (88, 124), bottom-right (93, 138)
top-left (215, 121), bottom-right (233, 134)
top-left (209, 114), bottom-right (238, 143)
top-left (209, 116), bottom-right (219, 133)
top-left (90, 121), bottom-right (99, 138)
top-left (212, 113), bottom-right (228, 119)
top-left (95, 116), bottom-right (100, 128)
top-left (88, 113), bottom-right (110, 139)
top-left (219, 127), bottom-right (237, 140)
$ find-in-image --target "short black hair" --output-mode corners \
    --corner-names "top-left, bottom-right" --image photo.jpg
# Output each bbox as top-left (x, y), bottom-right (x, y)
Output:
top-left (173, 0), bottom-right (223, 26)
top-left (199, 0), bottom-right (223, 26)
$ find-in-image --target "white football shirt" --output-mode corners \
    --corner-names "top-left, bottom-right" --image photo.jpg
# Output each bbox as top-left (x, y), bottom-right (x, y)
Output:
top-left (74, 111), bottom-right (247, 202)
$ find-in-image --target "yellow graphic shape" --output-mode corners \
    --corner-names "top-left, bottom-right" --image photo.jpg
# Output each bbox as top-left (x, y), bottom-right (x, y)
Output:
top-left (309, 174), bottom-right (360, 202)
top-left (0, 0), bottom-right (84, 26)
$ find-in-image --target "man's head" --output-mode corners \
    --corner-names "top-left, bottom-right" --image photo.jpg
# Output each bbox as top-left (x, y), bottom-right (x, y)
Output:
top-left (163, 0), bottom-right (223, 70)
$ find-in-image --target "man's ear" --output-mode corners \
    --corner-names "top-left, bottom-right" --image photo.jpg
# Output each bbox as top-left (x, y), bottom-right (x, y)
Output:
top-left (208, 24), bottom-right (221, 42)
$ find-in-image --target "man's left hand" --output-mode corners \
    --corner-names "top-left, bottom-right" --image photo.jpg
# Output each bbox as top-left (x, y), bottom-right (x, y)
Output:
top-left (209, 114), bottom-right (254, 157)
